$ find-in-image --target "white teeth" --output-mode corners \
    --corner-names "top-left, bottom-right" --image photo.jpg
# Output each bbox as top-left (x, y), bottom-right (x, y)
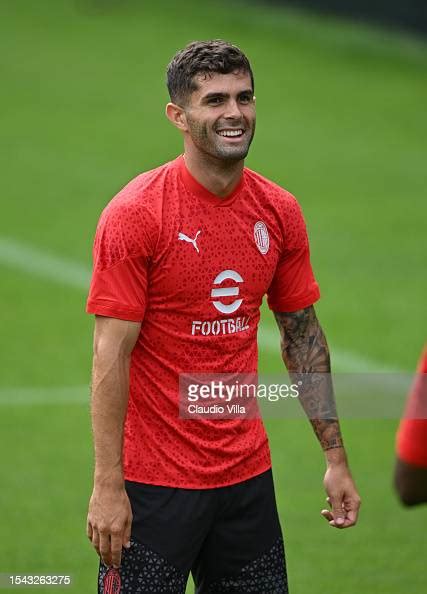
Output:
top-left (217, 130), bottom-right (244, 137)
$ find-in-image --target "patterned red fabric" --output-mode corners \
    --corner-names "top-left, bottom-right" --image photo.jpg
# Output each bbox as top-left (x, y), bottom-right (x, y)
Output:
top-left (87, 155), bottom-right (320, 488)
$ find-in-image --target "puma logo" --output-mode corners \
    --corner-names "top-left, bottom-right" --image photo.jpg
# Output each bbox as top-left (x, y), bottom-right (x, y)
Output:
top-left (178, 230), bottom-right (201, 253)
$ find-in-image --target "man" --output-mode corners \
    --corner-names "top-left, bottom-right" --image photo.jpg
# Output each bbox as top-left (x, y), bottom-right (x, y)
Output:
top-left (86, 40), bottom-right (361, 594)
top-left (394, 346), bottom-right (427, 506)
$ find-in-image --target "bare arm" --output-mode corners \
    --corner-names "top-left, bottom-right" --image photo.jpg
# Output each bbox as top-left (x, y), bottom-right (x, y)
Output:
top-left (91, 315), bottom-right (140, 482)
top-left (274, 305), bottom-right (361, 527)
top-left (394, 458), bottom-right (427, 506)
top-left (274, 305), bottom-right (342, 453)
top-left (393, 358), bottom-right (427, 506)
top-left (87, 315), bottom-right (141, 567)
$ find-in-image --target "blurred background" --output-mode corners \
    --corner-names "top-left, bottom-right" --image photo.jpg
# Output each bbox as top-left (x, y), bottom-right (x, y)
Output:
top-left (0, 0), bottom-right (426, 592)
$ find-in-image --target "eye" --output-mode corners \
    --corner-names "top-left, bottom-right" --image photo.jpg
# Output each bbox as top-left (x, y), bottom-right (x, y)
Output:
top-left (239, 94), bottom-right (252, 104)
top-left (208, 97), bottom-right (223, 105)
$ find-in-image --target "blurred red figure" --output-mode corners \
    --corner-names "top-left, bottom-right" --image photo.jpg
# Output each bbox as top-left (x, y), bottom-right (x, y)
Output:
top-left (395, 346), bottom-right (427, 506)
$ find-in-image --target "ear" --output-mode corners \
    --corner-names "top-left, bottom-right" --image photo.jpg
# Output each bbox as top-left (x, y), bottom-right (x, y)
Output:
top-left (165, 102), bottom-right (188, 132)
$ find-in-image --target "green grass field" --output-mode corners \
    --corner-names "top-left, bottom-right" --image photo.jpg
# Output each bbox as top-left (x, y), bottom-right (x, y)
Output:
top-left (1, 1), bottom-right (426, 592)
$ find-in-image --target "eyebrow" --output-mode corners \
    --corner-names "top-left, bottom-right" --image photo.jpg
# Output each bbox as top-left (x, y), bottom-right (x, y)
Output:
top-left (201, 89), bottom-right (254, 102)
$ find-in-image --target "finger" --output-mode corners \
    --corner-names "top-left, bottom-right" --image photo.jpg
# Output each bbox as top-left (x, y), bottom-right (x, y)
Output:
top-left (123, 518), bottom-right (132, 549)
top-left (340, 494), bottom-right (361, 526)
top-left (91, 528), bottom-right (100, 556)
top-left (326, 517), bottom-right (344, 528)
top-left (320, 509), bottom-right (334, 520)
top-left (321, 509), bottom-right (333, 521)
top-left (343, 507), bottom-right (359, 527)
top-left (330, 496), bottom-right (346, 526)
top-left (327, 515), bottom-right (358, 529)
top-left (99, 532), bottom-right (112, 567)
top-left (325, 510), bottom-right (345, 528)
top-left (335, 516), bottom-right (356, 529)
top-left (110, 533), bottom-right (123, 568)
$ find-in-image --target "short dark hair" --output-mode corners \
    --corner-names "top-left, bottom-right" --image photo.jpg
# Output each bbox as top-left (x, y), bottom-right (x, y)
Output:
top-left (166, 39), bottom-right (254, 106)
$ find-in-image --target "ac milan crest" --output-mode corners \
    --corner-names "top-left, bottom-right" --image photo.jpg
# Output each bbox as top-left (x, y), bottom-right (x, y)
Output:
top-left (254, 221), bottom-right (269, 255)
top-left (104, 568), bottom-right (121, 594)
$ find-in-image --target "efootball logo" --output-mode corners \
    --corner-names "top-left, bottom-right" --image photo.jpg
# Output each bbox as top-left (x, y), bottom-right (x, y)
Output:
top-left (211, 269), bottom-right (243, 314)
top-left (254, 221), bottom-right (269, 255)
top-left (191, 269), bottom-right (249, 336)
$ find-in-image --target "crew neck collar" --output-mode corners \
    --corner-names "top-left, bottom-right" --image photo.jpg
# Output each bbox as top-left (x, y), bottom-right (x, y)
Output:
top-left (178, 154), bottom-right (245, 207)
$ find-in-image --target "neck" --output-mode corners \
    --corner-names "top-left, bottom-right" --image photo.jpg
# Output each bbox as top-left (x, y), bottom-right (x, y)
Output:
top-left (183, 146), bottom-right (244, 198)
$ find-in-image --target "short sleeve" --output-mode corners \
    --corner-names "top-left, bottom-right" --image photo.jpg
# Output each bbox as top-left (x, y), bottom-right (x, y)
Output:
top-left (86, 190), bottom-right (158, 322)
top-left (267, 196), bottom-right (320, 312)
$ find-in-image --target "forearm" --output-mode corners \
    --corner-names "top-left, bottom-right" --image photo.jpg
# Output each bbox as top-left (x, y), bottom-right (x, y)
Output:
top-left (274, 306), bottom-right (344, 457)
top-left (91, 352), bottom-right (130, 485)
top-left (90, 318), bottom-right (139, 486)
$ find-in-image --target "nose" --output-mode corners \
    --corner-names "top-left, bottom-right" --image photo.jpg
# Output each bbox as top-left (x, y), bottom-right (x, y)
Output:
top-left (224, 98), bottom-right (242, 119)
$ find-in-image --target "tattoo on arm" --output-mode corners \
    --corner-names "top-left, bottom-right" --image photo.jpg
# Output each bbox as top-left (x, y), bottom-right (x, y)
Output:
top-left (274, 306), bottom-right (343, 450)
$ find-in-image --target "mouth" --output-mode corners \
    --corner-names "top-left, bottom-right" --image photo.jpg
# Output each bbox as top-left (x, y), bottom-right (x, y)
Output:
top-left (216, 128), bottom-right (245, 140)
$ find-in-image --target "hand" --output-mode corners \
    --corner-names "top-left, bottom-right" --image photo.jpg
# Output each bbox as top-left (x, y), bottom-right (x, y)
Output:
top-left (87, 483), bottom-right (133, 567)
top-left (321, 463), bottom-right (361, 528)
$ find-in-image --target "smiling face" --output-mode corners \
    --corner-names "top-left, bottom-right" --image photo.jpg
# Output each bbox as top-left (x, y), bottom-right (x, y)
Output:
top-left (182, 70), bottom-right (256, 163)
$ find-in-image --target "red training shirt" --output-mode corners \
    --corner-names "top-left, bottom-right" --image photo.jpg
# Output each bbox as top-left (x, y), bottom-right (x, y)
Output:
top-left (86, 155), bottom-right (320, 488)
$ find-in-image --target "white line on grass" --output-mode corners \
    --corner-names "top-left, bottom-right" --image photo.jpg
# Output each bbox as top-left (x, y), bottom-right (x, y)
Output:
top-left (0, 386), bottom-right (89, 406)
top-left (0, 377), bottom-right (410, 412)
top-left (0, 237), bottom-right (90, 289)
top-left (0, 236), bottom-right (400, 374)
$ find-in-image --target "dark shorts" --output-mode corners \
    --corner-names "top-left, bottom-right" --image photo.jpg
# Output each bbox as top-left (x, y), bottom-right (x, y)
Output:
top-left (98, 469), bottom-right (288, 593)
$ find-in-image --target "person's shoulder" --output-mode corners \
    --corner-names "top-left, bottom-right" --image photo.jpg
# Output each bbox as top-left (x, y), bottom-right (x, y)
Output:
top-left (105, 158), bottom-right (177, 214)
top-left (419, 346), bottom-right (427, 373)
top-left (93, 158), bottom-right (180, 258)
top-left (244, 167), bottom-right (309, 246)
top-left (97, 157), bottom-right (180, 232)
top-left (244, 166), bottom-right (299, 207)
top-left (244, 166), bottom-right (295, 202)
